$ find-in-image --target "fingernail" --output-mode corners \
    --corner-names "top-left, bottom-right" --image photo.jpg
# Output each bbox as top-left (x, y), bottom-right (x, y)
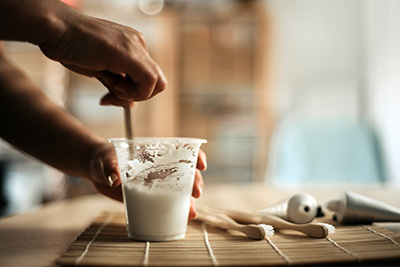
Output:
top-left (107, 173), bottom-right (118, 187)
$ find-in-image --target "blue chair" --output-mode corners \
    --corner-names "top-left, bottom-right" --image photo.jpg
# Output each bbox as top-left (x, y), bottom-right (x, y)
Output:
top-left (266, 118), bottom-right (385, 185)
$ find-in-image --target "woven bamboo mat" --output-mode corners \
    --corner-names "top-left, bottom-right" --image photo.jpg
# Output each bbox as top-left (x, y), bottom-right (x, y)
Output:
top-left (56, 212), bottom-right (400, 266)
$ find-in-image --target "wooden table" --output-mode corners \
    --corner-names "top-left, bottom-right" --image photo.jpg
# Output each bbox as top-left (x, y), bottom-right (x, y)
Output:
top-left (0, 183), bottom-right (399, 267)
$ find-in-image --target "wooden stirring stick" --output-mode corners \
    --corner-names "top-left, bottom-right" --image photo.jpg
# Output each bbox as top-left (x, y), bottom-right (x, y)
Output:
top-left (221, 209), bottom-right (335, 238)
top-left (196, 209), bottom-right (273, 240)
top-left (123, 104), bottom-right (135, 160)
top-left (123, 104), bottom-right (133, 140)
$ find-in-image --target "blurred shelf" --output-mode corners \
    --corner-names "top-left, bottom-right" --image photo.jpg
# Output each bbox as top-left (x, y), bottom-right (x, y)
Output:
top-left (173, 1), bottom-right (274, 182)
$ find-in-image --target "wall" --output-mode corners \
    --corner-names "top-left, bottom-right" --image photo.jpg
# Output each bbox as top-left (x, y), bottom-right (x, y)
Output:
top-left (266, 0), bottom-right (364, 119)
top-left (365, 0), bottom-right (400, 184)
top-left (264, 0), bottom-right (400, 184)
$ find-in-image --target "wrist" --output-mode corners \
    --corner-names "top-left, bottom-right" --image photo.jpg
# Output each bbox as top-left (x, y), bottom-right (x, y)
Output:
top-left (0, 0), bottom-right (71, 45)
top-left (28, 0), bottom-right (72, 46)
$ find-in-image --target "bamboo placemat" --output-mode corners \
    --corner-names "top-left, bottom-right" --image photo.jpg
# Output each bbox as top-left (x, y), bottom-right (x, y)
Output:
top-left (56, 212), bottom-right (400, 266)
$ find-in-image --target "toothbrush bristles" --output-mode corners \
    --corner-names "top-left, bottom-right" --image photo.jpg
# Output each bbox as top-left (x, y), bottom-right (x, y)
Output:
top-left (258, 224), bottom-right (274, 238)
top-left (317, 223), bottom-right (336, 234)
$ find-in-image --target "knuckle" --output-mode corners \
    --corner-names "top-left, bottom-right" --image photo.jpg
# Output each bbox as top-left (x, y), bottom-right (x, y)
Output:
top-left (158, 77), bottom-right (168, 92)
top-left (148, 70), bottom-right (158, 82)
top-left (136, 71), bottom-right (160, 100)
top-left (140, 72), bottom-right (158, 98)
top-left (116, 30), bottom-right (146, 52)
top-left (126, 29), bottom-right (146, 48)
top-left (134, 31), bottom-right (146, 47)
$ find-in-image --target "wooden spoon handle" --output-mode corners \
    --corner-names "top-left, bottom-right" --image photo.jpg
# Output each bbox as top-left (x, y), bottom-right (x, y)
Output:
top-left (123, 105), bottom-right (133, 140)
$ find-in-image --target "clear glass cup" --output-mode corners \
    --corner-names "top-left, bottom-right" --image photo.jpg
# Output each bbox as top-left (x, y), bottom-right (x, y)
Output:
top-left (109, 137), bottom-right (206, 241)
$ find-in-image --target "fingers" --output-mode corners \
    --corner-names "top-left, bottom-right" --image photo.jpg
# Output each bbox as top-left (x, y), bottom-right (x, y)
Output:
top-left (39, 5), bottom-right (167, 102)
top-left (112, 64), bottom-right (167, 101)
top-left (197, 149), bottom-right (207, 171)
top-left (116, 41), bottom-right (167, 101)
top-left (188, 197), bottom-right (197, 220)
top-left (90, 143), bottom-right (121, 188)
top-left (104, 32), bottom-right (167, 102)
top-left (190, 149), bottom-right (207, 219)
top-left (192, 149), bottom-right (207, 198)
top-left (93, 183), bottom-right (123, 202)
top-left (96, 65), bottom-right (166, 105)
top-left (115, 31), bottom-right (167, 101)
top-left (192, 169), bottom-right (204, 199)
top-left (88, 143), bottom-right (124, 202)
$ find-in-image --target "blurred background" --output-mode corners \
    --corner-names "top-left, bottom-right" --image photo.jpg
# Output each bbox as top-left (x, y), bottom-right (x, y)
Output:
top-left (1, 0), bottom-right (400, 216)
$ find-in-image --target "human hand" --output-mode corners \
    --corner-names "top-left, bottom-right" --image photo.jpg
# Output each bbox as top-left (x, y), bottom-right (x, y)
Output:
top-left (89, 143), bottom-right (207, 220)
top-left (38, 0), bottom-right (167, 106)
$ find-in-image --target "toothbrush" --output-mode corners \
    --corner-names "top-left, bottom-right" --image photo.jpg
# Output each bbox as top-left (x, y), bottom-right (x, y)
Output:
top-left (196, 209), bottom-right (274, 240)
top-left (220, 209), bottom-right (335, 238)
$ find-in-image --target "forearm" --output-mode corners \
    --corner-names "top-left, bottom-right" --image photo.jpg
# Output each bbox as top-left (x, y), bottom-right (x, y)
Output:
top-left (0, 0), bottom-right (70, 45)
top-left (0, 47), bottom-right (103, 179)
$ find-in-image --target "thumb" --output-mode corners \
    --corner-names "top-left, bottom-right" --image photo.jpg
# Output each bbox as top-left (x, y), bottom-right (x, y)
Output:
top-left (99, 93), bottom-right (135, 107)
top-left (90, 144), bottom-right (121, 188)
top-left (103, 158), bottom-right (121, 188)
